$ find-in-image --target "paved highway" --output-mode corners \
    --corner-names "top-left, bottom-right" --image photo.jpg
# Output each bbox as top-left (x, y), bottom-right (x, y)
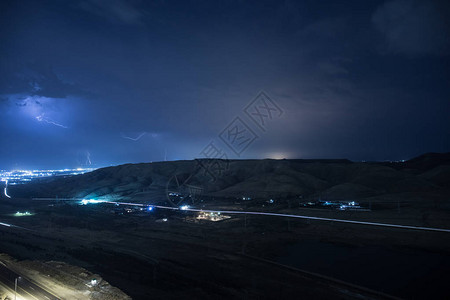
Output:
top-left (0, 262), bottom-right (59, 300)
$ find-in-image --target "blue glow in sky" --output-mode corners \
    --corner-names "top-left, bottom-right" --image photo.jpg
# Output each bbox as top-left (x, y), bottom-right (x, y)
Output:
top-left (1, 0), bottom-right (449, 169)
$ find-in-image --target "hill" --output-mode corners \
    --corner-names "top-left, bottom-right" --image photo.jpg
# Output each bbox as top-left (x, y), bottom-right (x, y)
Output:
top-left (10, 153), bottom-right (450, 207)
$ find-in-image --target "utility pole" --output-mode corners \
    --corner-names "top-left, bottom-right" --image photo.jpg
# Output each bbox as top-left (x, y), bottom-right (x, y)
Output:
top-left (14, 277), bottom-right (20, 300)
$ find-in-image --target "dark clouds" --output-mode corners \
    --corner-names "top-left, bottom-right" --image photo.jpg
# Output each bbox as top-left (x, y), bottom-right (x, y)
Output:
top-left (372, 0), bottom-right (450, 56)
top-left (0, 59), bottom-right (84, 98)
top-left (0, 0), bottom-right (449, 169)
top-left (78, 0), bottom-right (146, 25)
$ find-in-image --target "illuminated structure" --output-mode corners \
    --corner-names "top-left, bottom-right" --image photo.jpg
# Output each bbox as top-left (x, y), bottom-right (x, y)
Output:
top-left (14, 211), bottom-right (33, 217)
top-left (196, 211), bottom-right (230, 222)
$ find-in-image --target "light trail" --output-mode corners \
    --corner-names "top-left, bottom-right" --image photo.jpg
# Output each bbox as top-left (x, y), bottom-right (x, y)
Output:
top-left (3, 180), bottom-right (11, 198)
top-left (4, 188), bottom-right (11, 198)
top-left (33, 198), bottom-right (450, 233)
top-left (183, 208), bottom-right (450, 233)
top-left (132, 204), bottom-right (450, 233)
top-left (0, 221), bottom-right (31, 231)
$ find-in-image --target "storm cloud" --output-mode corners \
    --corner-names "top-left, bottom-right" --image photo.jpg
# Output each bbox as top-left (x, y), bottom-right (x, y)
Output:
top-left (0, 0), bottom-right (449, 169)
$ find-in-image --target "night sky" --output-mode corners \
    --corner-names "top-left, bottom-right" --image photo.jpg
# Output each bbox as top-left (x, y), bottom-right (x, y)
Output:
top-left (1, 0), bottom-right (449, 170)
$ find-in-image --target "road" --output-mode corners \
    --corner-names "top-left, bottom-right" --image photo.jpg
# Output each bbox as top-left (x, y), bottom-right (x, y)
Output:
top-left (0, 262), bottom-right (59, 300)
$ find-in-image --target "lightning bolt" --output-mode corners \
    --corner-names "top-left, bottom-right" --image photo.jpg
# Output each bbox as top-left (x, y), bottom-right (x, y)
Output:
top-left (122, 132), bottom-right (146, 141)
top-left (36, 114), bottom-right (68, 129)
top-left (86, 151), bottom-right (92, 165)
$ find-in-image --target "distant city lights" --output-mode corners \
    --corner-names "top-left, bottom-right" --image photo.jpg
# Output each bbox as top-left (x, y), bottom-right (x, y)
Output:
top-left (0, 168), bottom-right (95, 185)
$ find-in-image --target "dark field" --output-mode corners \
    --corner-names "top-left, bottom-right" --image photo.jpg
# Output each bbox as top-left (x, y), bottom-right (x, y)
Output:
top-left (1, 195), bottom-right (450, 299)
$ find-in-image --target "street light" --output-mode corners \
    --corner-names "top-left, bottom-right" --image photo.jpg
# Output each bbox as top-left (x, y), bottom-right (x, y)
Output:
top-left (14, 276), bottom-right (21, 300)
